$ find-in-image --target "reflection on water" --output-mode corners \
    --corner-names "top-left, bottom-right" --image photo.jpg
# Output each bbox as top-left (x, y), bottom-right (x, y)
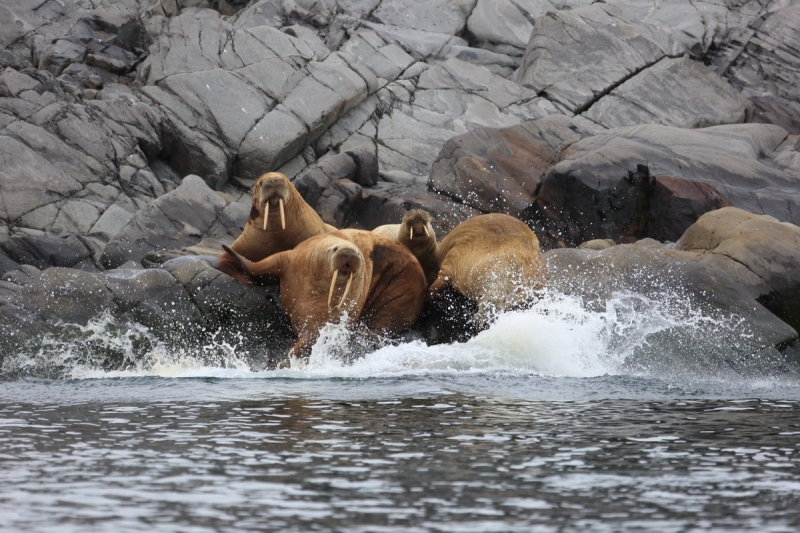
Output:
top-left (0, 393), bottom-right (799, 532)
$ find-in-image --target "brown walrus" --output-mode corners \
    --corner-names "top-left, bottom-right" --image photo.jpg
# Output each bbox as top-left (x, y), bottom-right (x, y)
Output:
top-left (218, 172), bottom-right (335, 283)
top-left (372, 209), bottom-right (440, 284)
top-left (429, 213), bottom-right (548, 325)
top-left (222, 229), bottom-right (427, 358)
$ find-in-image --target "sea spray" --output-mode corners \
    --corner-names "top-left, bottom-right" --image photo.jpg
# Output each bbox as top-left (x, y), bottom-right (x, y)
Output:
top-left (0, 287), bottom-right (794, 381)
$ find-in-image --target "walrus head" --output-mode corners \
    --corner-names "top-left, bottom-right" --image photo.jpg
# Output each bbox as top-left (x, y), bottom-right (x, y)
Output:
top-left (252, 172), bottom-right (292, 231)
top-left (400, 209), bottom-right (435, 244)
top-left (326, 243), bottom-right (364, 309)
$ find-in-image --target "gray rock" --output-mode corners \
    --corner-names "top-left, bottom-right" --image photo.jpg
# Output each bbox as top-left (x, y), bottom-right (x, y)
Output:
top-left (467, 0), bottom-right (554, 54)
top-left (370, 0), bottom-right (478, 35)
top-left (723, 5), bottom-right (800, 134)
top-left (517, 5), bottom-right (682, 113)
top-left (545, 241), bottom-right (798, 370)
top-left (4, 230), bottom-right (94, 270)
top-left (583, 56), bottom-right (752, 129)
top-left (101, 175), bottom-right (227, 269)
top-left (38, 39), bottom-right (87, 76)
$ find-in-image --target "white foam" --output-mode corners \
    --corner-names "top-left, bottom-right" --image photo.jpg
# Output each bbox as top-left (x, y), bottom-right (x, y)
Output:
top-left (2, 289), bottom-right (760, 381)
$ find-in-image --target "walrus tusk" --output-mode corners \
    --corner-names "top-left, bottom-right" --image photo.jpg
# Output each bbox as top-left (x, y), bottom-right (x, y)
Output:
top-left (279, 198), bottom-right (285, 230)
top-left (410, 227), bottom-right (413, 241)
top-left (263, 202), bottom-right (269, 231)
top-left (327, 271), bottom-right (338, 308)
top-left (337, 272), bottom-right (353, 308)
top-left (423, 225), bottom-right (430, 237)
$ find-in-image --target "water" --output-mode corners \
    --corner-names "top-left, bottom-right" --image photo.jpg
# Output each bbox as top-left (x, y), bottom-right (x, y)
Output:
top-left (1, 290), bottom-right (800, 531)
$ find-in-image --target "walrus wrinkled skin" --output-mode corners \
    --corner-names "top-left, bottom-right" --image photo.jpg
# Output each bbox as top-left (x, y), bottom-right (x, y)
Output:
top-left (429, 213), bottom-right (548, 325)
top-left (222, 229), bottom-right (427, 358)
top-left (372, 209), bottom-right (439, 284)
top-left (218, 172), bottom-right (334, 283)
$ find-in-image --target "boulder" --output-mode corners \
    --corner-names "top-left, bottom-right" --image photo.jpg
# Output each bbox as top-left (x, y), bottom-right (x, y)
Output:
top-left (527, 123), bottom-right (800, 248)
top-left (545, 208), bottom-right (800, 375)
top-left (101, 175), bottom-right (230, 269)
top-left (369, 0), bottom-right (478, 35)
top-left (428, 115), bottom-right (592, 216)
top-left (676, 207), bottom-right (800, 333)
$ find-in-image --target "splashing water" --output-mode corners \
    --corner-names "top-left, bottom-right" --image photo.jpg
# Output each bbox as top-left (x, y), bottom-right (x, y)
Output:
top-left (2, 286), bottom-right (787, 383)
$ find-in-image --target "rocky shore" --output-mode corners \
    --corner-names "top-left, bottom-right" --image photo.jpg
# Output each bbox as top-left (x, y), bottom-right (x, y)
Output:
top-left (1, 0), bottom-right (799, 372)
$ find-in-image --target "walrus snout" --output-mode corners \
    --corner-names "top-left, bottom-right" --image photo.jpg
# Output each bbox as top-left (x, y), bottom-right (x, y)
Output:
top-left (332, 247), bottom-right (362, 275)
top-left (327, 247), bottom-right (362, 308)
top-left (401, 209), bottom-right (433, 241)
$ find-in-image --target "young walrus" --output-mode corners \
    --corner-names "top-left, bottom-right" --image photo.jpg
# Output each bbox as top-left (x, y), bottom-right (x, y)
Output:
top-left (222, 229), bottom-right (427, 359)
top-left (372, 209), bottom-right (439, 284)
top-left (429, 213), bottom-right (548, 326)
top-left (218, 172), bottom-right (335, 284)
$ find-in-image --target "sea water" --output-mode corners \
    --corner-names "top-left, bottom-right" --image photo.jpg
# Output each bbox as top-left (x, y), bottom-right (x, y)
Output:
top-left (1, 289), bottom-right (799, 531)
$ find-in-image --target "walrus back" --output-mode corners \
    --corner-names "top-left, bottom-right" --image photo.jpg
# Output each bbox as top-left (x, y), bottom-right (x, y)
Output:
top-left (358, 232), bottom-right (427, 334)
top-left (435, 214), bottom-right (548, 315)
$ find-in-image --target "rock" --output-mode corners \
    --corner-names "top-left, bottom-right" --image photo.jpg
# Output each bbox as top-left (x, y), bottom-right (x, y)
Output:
top-left (101, 175), bottom-right (228, 269)
top-left (466, 0), bottom-right (554, 56)
top-left (38, 39), bottom-right (87, 76)
top-left (676, 207), bottom-right (800, 332)
top-left (545, 238), bottom-right (799, 369)
top-left (723, 5), bottom-right (800, 134)
top-left (370, 0), bottom-right (478, 35)
top-left (429, 115), bottom-right (590, 216)
top-left (4, 230), bottom-right (95, 270)
top-left (527, 123), bottom-right (800, 248)
top-left (582, 56), bottom-right (752, 129)
top-left (648, 175), bottom-right (730, 243)
top-left (517, 5), bottom-right (682, 113)
top-left (578, 239), bottom-right (615, 251)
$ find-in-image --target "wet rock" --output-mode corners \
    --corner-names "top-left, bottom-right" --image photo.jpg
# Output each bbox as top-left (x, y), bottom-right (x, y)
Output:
top-left (578, 239), bottom-right (616, 251)
top-left (4, 230), bottom-right (95, 270)
top-left (1, 267), bottom-right (115, 326)
top-left (545, 239), bottom-right (799, 363)
top-left (676, 207), bottom-right (800, 333)
top-left (648, 176), bottom-right (730, 243)
top-left (527, 123), bottom-right (800, 248)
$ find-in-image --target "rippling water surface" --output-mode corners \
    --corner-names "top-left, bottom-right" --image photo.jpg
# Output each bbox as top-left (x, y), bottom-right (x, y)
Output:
top-left (2, 291), bottom-right (800, 531)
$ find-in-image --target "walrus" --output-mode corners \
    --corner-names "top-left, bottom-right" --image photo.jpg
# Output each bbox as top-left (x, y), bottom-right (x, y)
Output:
top-left (218, 172), bottom-right (335, 283)
top-left (428, 213), bottom-right (548, 325)
top-left (372, 209), bottom-right (440, 284)
top-left (222, 229), bottom-right (427, 358)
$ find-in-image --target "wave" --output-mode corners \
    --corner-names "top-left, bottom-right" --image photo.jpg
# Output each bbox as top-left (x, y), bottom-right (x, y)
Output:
top-left (2, 287), bottom-right (795, 383)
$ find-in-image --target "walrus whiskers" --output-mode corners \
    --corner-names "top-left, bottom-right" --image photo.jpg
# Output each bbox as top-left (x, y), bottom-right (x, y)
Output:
top-left (327, 271), bottom-right (338, 308)
top-left (263, 202), bottom-right (269, 231)
top-left (337, 272), bottom-right (353, 308)
top-left (279, 198), bottom-right (286, 230)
